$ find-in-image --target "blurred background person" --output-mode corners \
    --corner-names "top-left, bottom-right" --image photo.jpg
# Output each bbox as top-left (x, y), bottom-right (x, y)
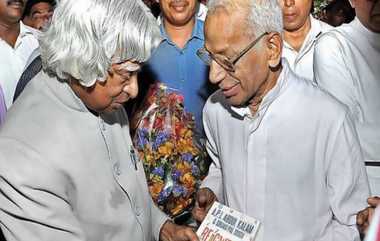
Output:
top-left (22, 0), bottom-right (55, 30)
top-left (0, 0), bottom-right (39, 110)
top-left (321, 0), bottom-right (355, 26)
top-left (314, 0), bottom-right (380, 196)
top-left (280, 0), bottom-right (332, 82)
top-left (132, 0), bottom-right (212, 136)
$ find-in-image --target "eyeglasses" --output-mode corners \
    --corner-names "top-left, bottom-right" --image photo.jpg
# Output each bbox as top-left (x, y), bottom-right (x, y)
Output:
top-left (197, 32), bottom-right (268, 72)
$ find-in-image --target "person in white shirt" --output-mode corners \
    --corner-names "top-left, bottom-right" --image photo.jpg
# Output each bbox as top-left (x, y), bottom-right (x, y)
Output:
top-left (280, 0), bottom-right (332, 82)
top-left (0, 0), bottom-right (39, 110)
top-left (192, 0), bottom-right (369, 240)
top-left (314, 0), bottom-right (380, 196)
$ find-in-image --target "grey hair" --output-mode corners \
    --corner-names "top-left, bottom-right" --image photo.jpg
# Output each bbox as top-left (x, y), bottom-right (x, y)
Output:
top-left (207, 0), bottom-right (283, 37)
top-left (39, 0), bottom-right (162, 86)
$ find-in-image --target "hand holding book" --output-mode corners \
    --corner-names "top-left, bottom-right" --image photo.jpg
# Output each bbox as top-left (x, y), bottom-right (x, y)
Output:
top-left (192, 187), bottom-right (218, 224)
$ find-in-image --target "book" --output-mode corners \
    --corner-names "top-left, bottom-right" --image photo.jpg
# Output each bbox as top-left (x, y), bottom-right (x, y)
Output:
top-left (196, 201), bottom-right (260, 241)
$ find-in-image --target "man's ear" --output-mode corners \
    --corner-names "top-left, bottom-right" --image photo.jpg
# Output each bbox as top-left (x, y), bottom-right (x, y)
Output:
top-left (266, 32), bottom-right (282, 68)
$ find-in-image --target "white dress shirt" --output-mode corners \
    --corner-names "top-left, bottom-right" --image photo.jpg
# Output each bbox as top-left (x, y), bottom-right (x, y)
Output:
top-left (314, 17), bottom-right (380, 195)
top-left (0, 22), bottom-right (39, 109)
top-left (282, 15), bottom-right (332, 82)
top-left (201, 60), bottom-right (369, 241)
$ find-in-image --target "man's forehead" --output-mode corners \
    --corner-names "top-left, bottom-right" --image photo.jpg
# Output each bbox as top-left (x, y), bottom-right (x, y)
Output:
top-left (205, 7), bottom-right (250, 52)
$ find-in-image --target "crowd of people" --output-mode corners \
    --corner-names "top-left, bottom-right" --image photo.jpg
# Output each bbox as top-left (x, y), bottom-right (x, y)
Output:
top-left (0, 0), bottom-right (379, 241)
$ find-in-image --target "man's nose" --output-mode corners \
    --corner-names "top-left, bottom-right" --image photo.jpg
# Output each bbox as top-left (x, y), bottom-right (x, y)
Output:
top-left (283, 0), bottom-right (295, 7)
top-left (209, 60), bottom-right (227, 85)
top-left (123, 74), bottom-right (139, 99)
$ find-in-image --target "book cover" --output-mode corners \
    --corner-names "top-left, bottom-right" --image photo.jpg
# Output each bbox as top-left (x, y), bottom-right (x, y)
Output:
top-left (196, 201), bottom-right (260, 241)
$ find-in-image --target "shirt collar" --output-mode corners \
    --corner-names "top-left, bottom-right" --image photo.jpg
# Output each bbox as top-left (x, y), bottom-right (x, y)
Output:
top-left (19, 21), bottom-right (38, 38)
top-left (160, 18), bottom-right (204, 44)
top-left (284, 15), bottom-right (326, 51)
top-left (231, 58), bottom-right (290, 119)
top-left (13, 21), bottom-right (38, 49)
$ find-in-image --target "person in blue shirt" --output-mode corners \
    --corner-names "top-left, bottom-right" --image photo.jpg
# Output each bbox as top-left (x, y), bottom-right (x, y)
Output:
top-left (135, 0), bottom-right (214, 136)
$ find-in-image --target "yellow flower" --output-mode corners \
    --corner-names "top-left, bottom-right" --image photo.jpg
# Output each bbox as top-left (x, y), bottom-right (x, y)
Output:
top-left (149, 181), bottom-right (164, 200)
top-left (181, 172), bottom-right (196, 189)
top-left (158, 142), bottom-right (174, 156)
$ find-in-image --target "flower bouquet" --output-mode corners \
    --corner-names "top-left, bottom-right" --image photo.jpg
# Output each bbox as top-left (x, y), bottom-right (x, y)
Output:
top-left (132, 83), bottom-right (209, 218)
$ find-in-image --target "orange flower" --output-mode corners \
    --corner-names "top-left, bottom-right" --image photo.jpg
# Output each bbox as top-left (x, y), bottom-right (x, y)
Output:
top-left (176, 161), bottom-right (191, 173)
top-left (149, 181), bottom-right (164, 200)
top-left (158, 141), bottom-right (174, 156)
top-left (181, 172), bottom-right (196, 189)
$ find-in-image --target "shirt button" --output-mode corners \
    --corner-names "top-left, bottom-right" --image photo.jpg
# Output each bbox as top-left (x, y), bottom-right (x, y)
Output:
top-left (114, 163), bottom-right (121, 176)
top-left (135, 205), bottom-right (142, 216)
top-left (100, 120), bottom-right (106, 131)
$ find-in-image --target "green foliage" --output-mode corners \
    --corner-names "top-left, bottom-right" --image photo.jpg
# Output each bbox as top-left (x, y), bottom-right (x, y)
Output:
top-left (313, 0), bottom-right (330, 18)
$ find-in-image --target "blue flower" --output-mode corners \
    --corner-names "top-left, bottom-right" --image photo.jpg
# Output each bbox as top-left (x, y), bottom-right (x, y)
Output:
top-left (172, 184), bottom-right (186, 197)
top-left (152, 131), bottom-right (170, 151)
top-left (171, 170), bottom-right (181, 181)
top-left (152, 166), bottom-right (165, 177)
top-left (158, 188), bottom-right (171, 203)
top-left (191, 164), bottom-right (200, 176)
top-left (136, 129), bottom-right (148, 148)
top-left (181, 153), bottom-right (193, 162)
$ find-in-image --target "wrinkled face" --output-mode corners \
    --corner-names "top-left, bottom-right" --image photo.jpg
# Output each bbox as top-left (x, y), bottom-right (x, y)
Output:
top-left (159, 0), bottom-right (197, 26)
top-left (204, 8), bottom-right (270, 107)
top-left (23, 2), bottom-right (54, 30)
top-left (0, 0), bottom-right (25, 23)
top-left (70, 61), bottom-right (141, 114)
top-left (279, 0), bottom-right (313, 32)
top-left (351, 0), bottom-right (380, 32)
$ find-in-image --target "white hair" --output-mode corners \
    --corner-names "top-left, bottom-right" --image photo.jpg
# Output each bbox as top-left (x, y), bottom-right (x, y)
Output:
top-left (39, 0), bottom-right (162, 86)
top-left (207, 0), bottom-right (283, 37)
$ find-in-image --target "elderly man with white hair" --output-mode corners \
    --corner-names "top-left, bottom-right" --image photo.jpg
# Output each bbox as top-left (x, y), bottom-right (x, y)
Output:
top-left (0, 0), bottom-right (199, 241)
top-left (191, 0), bottom-right (369, 240)
top-left (314, 0), bottom-right (380, 196)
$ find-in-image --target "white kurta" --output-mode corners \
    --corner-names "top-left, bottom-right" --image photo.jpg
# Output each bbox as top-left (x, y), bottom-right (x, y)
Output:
top-left (201, 60), bottom-right (369, 241)
top-left (314, 17), bottom-right (380, 195)
top-left (0, 22), bottom-right (39, 109)
top-left (282, 15), bottom-right (332, 82)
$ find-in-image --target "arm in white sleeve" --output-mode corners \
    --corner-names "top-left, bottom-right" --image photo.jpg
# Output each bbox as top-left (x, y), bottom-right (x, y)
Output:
top-left (200, 101), bottom-right (224, 202)
top-left (314, 32), bottom-right (360, 121)
top-left (0, 139), bottom-right (86, 241)
top-left (326, 113), bottom-right (370, 240)
top-left (150, 197), bottom-right (169, 241)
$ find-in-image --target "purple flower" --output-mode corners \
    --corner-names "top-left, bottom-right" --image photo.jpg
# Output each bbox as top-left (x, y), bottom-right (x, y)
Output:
top-left (152, 166), bottom-right (165, 177)
top-left (191, 164), bottom-right (200, 176)
top-left (181, 153), bottom-right (193, 162)
top-left (136, 128), bottom-right (149, 148)
top-left (152, 131), bottom-right (170, 151)
top-left (171, 170), bottom-right (181, 181)
top-left (158, 188), bottom-right (171, 203)
top-left (172, 184), bottom-right (186, 197)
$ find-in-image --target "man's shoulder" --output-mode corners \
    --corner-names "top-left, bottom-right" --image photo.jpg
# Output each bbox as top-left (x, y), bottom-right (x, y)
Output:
top-left (318, 19), bottom-right (334, 33)
top-left (315, 26), bottom-right (350, 59)
top-left (286, 69), bottom-right (348, 115)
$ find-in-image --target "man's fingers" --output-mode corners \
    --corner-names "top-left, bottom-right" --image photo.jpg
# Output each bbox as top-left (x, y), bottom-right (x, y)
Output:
top-left (368, 196), bottom-right (380, 207)
top-left (182, 227), bottom-right (199, 241)
top-left (357, 208), bottom-right (369, 225)
top-left (196, 189), bottom-right (211, 208)
top-left (192, 207), bottom-right (207, 223)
